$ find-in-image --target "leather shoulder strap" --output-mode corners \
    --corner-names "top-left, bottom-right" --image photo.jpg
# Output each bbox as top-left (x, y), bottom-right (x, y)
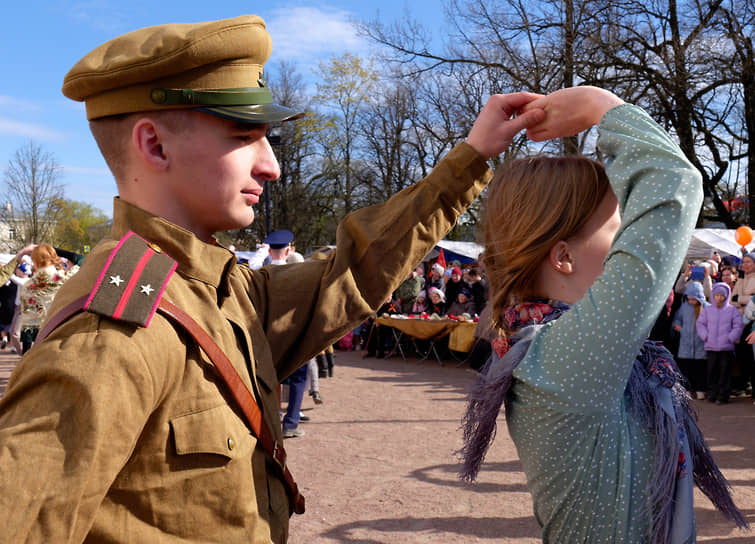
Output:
top-left (35, 296), bottom-right (305, 515)
top-left (157, 299), bottom-right (304, 514)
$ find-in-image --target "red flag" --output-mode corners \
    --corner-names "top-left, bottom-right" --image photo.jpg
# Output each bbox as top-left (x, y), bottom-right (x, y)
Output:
top-left (436, 248), bottom-right (446, 270)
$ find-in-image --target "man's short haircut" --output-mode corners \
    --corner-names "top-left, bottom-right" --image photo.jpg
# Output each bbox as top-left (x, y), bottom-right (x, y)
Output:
top-left (89, 109), bottom-right (195, 181)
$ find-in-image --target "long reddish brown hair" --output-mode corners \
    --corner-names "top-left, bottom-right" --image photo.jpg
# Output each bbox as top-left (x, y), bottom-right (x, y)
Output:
top-left (482, 156), bottom-right (610, 332)
top-left (31, 244), bottom-right (61, 270)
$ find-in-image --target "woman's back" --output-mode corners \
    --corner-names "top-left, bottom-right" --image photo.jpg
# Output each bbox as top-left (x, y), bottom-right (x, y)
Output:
top-left (20, 264), bottom-right (76, 329)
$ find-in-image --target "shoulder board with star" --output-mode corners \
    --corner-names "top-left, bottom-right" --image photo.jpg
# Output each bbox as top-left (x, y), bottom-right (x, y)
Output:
top-left (84, 231), bottom-right (177, 327)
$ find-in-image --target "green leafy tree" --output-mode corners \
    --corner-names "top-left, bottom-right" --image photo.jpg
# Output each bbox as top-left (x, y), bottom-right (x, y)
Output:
top-left (314, 53), bottom-right (379, 216)
top-left (51, 199), bottom-right (109, 253)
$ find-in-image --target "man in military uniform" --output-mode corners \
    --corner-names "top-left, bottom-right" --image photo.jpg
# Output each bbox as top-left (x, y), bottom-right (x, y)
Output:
top-left (265, 229), bottom-right (294, 265)
top-left (0, 14), bottom-right (545, 543)
top-left (264, 229), bottom-right (310, 438)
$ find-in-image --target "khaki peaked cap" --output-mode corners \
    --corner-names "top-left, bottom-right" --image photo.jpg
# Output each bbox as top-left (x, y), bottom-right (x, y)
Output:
top-left (62, 15), bottom-right (303, 123)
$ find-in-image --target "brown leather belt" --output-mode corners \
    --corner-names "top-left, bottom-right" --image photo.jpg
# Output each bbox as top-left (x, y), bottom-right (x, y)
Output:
top-left (37, 295), bottom-right (306, 515)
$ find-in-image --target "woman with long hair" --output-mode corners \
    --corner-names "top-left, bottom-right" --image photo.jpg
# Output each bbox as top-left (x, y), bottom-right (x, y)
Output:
top-left (460, 87), bottom-right (747, 542)
top-left (19, 244), bottom-right (78, 353)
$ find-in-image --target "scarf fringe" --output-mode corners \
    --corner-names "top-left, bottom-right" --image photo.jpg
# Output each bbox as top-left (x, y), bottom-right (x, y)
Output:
top-left (627, 356), bottom-right (680, 543)
top-left (457, 357), bottom-right (509, 482)
top-left (630, 344), bottom-right (750, 538)
top-left (460, 328), bottom-right (749, 535)
top-left (457, 327), bottom-right (537, 482)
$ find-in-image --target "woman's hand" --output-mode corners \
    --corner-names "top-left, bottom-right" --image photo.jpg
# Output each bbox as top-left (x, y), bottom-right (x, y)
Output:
top-left (522, 86), bottom-right (625, 142)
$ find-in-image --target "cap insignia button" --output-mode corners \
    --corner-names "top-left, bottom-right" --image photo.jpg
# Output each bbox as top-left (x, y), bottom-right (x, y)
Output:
top-left (150, 89), bottom-right (167, 104)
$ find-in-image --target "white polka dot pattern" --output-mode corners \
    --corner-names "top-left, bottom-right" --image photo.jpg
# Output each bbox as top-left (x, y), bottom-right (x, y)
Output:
top-left (506, 104), bottom-right (704, 542)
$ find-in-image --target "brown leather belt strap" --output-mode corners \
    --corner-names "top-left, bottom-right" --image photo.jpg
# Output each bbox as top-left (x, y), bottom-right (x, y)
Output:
top-left (157, 299), bottom-right (305, 514)
top-left (36, 295), bottom-right (306, 515)
top-left (37, 296), bottom-right (90, 344)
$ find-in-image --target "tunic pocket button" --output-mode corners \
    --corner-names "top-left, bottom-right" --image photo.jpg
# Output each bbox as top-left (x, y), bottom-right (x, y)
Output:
top-left (227, 437), bottom-right (236, 451)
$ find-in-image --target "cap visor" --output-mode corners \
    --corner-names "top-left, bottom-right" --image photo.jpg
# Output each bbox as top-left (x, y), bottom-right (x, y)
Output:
top-left (198, 103), bottom-right (304, 123)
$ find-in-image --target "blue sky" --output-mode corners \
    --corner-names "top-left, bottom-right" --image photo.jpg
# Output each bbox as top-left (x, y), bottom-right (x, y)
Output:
top-left (0, 1), bottom-right (447, 216)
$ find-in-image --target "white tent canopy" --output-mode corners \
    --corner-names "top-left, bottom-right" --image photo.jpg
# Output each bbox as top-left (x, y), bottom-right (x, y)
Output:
top-left (435, 240), bottom-right (483, 260)
top-left (422, 240), bottom-right (483, 264)
top-left (687, 229), bottom-right (750, 260)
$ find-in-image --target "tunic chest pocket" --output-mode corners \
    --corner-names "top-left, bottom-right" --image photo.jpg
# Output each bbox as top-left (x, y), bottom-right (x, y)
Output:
top-left (170, 404), bottom-right (255, 460)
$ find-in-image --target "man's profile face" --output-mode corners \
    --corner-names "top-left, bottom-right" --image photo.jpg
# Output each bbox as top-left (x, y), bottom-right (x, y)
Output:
top-left (159, 111), bottom-right (281, 241)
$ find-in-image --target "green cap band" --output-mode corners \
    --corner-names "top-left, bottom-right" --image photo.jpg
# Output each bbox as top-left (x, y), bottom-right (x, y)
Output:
top-left (150, 87), bottom-right (273, 106)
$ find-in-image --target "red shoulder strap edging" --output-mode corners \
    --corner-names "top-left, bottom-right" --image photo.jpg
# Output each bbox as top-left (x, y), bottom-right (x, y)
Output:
top-left (36, 296), bottom-right (305, 515)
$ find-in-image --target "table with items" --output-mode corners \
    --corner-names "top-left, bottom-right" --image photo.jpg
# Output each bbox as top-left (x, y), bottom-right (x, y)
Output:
top-left (375, 315), bottom-right (477, 364)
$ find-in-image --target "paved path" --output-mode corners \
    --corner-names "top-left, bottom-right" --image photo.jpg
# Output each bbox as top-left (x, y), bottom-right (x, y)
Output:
top-left (1, 349), bottom-right (753, 542)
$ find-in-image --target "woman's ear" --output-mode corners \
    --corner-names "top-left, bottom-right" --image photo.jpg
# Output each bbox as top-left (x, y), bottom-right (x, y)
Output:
top-left (132, 118), bottom-right (169, 172)
top-left (548, 241), bottom-right (574, 275)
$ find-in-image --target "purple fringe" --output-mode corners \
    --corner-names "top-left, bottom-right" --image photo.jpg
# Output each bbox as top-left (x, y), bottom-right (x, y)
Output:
top-left (458, 360), bottom-right (510, 482)
top-left (459, 330), bottom-right (748, 537)
top-left (626, 347), bottom-right (681, 542)
top-left (630, 343), bottom-right (749, 540)
top-left (685, 411), bottom-right (749, 529)
top-left (458, 328), bottom-right (535, 482)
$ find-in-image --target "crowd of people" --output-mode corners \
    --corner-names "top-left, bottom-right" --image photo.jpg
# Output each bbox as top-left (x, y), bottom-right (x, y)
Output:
top-left (652, 250), bottom-right (755, 405)
top-left (350, 239), bottom-right (755, 411)
top-left (0, 244), bottom-right (81, 355)
top-left (356, 260), bottom-right (489, 359)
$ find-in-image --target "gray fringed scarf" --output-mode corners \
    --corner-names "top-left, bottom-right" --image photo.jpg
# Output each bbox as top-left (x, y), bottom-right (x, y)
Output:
top-left (459, 302), bottom-right (748, 543)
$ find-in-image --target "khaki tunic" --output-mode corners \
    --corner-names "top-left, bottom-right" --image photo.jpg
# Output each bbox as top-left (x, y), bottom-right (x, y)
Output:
top-left (0, 143), bottom-right (490, 543)
top-left (0, 258), bottom-right (18, 287)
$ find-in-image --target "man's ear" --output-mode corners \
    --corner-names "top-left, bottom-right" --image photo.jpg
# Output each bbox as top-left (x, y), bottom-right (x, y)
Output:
top-left (548, 241), bottom-right (574, 275)
top-left (132, 118), bottom-right (169, 172)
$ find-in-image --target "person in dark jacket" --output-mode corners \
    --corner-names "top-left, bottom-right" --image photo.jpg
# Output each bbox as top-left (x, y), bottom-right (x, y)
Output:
top-left (427, 287), bottom-right (447, 316)
top-left (446, 287), bottom-right (477, 317)
top-left (444, 266), bottom-right (470, 307)
top-left (466, 268), bottom-right (487, 315)
top-left (363, 295), bottom-right (401, 358)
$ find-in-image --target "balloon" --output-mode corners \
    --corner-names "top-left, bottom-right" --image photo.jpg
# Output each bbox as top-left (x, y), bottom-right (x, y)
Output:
top-left (735, 226), bottom-right (753, 247)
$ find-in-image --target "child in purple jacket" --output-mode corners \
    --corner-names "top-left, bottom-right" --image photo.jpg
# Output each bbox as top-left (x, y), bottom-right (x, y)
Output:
top-left (696, 282), bottom-right (743, 404)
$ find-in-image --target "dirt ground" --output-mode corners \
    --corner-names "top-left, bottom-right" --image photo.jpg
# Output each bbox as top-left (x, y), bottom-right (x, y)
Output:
top-left (284, 349), bottom-right (755, 543)
top-left (1, 348), bottom-right (753, 543)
